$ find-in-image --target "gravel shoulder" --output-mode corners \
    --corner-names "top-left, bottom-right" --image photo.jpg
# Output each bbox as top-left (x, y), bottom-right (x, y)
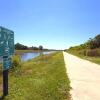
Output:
top-left (63, 52), bottom-right (100, 100)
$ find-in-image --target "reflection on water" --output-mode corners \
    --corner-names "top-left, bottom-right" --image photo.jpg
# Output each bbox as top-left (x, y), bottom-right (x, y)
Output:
top-left (21, 52), bottom-right (52, 61)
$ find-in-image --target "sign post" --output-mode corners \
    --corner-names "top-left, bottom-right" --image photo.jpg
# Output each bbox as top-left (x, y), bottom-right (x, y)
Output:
top-left (0, 26), bottom-right (14, 97)
top-left (3, 59), bottom-right (8, 96)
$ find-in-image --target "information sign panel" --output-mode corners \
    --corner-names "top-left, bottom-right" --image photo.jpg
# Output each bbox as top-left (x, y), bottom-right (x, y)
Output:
top-left (0, 27), bottom-right (14, 56)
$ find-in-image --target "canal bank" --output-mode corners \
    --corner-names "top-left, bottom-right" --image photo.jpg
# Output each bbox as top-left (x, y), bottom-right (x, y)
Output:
top-left (1, 52), bottom-right (71, 100)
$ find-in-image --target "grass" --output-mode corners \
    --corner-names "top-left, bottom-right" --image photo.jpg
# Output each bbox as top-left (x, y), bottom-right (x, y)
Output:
top-left (16, 50), bottom-right (47, 53)
top-left (82, 56), bottom-right (100, 64)
top-left (67, 50), bottom-right (100, 65)
top-left (2, 52), bottom-right (71, 100)
top-left (15, 50), bottom-right (55, 54)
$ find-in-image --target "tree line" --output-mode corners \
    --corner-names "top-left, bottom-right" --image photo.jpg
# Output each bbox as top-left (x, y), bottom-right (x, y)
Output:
top-left (88, 34), bottom-right (100, 49)
top-left (67, 34), bottom-right (100, 57)
top-left (69, 34), bottom-right (100, 50)
top-left (15, 43), bottom-right (46, 50)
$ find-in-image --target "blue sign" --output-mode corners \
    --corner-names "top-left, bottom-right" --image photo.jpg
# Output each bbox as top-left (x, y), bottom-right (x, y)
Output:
top-left (0, 26), bottom-right (14, 57)
top-left (0, 26), bottom-right (14, 70)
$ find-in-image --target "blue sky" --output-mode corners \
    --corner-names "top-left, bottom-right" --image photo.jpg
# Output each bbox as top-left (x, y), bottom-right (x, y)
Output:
top-left (0, 0), bottom-right (100, 49)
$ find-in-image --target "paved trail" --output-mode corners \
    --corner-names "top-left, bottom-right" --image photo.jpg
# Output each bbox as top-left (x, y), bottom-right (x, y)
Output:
top-left (63, 52), bottom-right (100, 100)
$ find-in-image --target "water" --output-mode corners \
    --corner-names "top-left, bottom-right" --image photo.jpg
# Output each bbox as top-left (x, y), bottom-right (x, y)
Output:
top-left (21, 51), bottom-right (53, 61)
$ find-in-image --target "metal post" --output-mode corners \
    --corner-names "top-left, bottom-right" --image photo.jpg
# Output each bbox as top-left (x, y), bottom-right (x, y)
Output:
top-left (3, 56), bottom-right (9, 96)
top-left (3, 69), bottom-right (8, 96)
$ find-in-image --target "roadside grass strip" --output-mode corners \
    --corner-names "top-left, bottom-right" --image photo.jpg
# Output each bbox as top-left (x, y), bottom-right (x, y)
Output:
top-left (4, 52), bottom-right (71, 100)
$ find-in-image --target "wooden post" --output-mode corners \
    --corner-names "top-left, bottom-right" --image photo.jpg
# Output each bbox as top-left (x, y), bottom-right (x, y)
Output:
top-left (3, 56), bottom-right (9, 96)
top-left (3, 69), bottom-right (8, 96)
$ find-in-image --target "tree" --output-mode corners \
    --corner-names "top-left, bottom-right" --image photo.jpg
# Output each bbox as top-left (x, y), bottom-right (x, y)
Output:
top-left (95, 34), bottom-right (100, 47)
top-left (15, 43), bottom-right (28, 50)
top-left (39, 45), bottom-right (43, 50)
top-left (88, 35), bottom-right (100, 49)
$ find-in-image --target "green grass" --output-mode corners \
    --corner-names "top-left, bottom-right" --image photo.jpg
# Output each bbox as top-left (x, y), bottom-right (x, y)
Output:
top-left (3, 52), bottom-right (70, 100)
top-left (16, 50), bottom-right (47, 53)
top-left (67, 50), bottom-right (100, 65)
top-left (15, 50), bottom-right (56, 54)
top-left (82, 56), bottom-right (100, 64)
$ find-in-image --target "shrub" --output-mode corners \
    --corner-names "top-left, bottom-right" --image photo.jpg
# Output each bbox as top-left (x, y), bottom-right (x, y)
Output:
top-left (11, 55), bottom-right (22, 76)
top-left (78, 49), bottom-right (87, 56)
top-left (12, 55), bottom-right (21, 68)
top-left (86, 49), bottom-right (100, 57)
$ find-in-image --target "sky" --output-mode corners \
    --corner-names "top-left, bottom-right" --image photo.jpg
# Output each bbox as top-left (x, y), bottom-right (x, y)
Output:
top-left (0, 0), bottom-right (100, 49)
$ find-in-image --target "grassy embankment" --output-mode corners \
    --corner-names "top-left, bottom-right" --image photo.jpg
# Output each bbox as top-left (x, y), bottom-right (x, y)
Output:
top-left (15, 50), bottom-right (59, 54)
top-left (15, 50), bottom-right (49, 55)
top-left (67, 49), bottom-right (100, 64)
top-left (0, 52), bottom-right (70, 100)
top-left (16, 50), bottom-right (49, 53)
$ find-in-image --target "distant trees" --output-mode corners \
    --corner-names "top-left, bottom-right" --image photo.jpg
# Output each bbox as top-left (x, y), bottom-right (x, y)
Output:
top-left (15, 43), bottom-right (28, 50)
top-left (39, 45), bottom-right (43, 50)
top-left (88, 35), bottom-right (100, 49)
top-left (67, 34), bottom-right (100, 57)
top-left (30, 46), bottom-right (39, 50)
top-left (15, 43), bottom-right (44, 50)
top-left (68, 34), bottom-right (100, 50)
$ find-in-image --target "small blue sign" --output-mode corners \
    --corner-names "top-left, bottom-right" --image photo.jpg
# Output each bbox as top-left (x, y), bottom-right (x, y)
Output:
top-left (0, 26), bottom-right (14, 57)
top-left (0, 26), bottom-right (14, 70)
